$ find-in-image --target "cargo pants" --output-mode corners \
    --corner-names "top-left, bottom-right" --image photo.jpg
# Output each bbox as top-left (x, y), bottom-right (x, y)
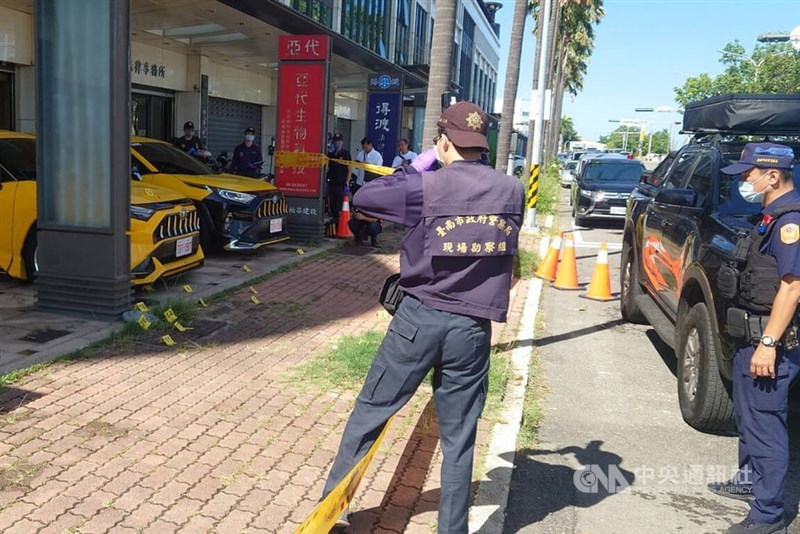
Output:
top-left (322, 295), bottom-right (491, 533)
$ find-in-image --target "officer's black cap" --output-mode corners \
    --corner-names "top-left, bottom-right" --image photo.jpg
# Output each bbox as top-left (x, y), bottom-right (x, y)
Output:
top-left (332, 133), bottom-right (344, 141)
top-left (244, 127), bottom-right (256, 134)
top-left (184, 121), bottom-right (195, 130)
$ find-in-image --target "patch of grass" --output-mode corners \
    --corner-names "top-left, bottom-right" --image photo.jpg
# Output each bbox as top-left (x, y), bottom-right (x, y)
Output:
top-left (484, 347), bottom-right (513, 422)
top-left (533, 160), bottom-right (562, 216)
top-left (517, 312), bottom-right (547, 449)
top-left (513, 249), bottom-right (540, 279)
top-left (291, 331), bottom-right (384, 391)
top-left (0, 362), bottom-right (56, 388)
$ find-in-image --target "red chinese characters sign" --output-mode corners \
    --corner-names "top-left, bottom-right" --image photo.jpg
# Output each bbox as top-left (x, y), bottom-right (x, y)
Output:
top-left (275, 62), bottom-right (326, 196)
top-left (278, 35), bottom-right (330, 61)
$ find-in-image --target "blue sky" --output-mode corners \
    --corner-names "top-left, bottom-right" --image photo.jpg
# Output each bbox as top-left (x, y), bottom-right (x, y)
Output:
top-left (493, 0), bottom-right (800, 143)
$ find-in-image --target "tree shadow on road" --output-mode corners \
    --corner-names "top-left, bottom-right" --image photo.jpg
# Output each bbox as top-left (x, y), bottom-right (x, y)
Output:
top-left (483, 440), bottom-right (635, 533)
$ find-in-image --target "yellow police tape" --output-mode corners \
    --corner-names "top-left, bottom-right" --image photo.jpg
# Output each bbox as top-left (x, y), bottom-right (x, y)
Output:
top-left (294, 417), bottom-right (393, 534)
top-left (275, 151), bottom-right (396, 177)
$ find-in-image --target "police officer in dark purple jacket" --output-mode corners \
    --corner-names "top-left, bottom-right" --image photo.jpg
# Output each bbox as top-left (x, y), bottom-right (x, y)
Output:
top-left (321, 102), bottom-right (524, 532)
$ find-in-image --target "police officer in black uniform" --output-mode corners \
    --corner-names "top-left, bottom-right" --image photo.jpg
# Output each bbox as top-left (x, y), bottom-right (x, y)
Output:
top-left (709, 143), bottom-right (800, 534)
top-left (320, 101), bottom-right (524, 532)
top-left (174, 121), bottom-right (203, 156)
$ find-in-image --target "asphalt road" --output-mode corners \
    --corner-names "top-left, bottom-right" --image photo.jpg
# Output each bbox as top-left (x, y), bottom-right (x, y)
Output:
top-left (504, 187), bottom-right (800, 534)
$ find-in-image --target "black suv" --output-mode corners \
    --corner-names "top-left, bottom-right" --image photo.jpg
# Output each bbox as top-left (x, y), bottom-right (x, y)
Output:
top-left (620, 94), bottom-right (800, 432)
top-left (571, 154), bottom-right (644, 226)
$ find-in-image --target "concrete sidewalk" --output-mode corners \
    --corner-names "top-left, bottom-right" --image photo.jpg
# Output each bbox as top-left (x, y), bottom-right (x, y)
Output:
top-left (0, 226), bottom-right (533, 533)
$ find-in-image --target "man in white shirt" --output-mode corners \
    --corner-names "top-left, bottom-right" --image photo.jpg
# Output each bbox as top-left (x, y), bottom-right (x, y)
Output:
top-left (354, 137), bottom-right (384, 190)
top-left (391, 138), bottom-right (418, 168)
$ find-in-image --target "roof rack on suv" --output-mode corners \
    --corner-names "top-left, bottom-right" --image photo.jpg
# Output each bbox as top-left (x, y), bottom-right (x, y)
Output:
top-left (682, 93), bottom-right (800, 136)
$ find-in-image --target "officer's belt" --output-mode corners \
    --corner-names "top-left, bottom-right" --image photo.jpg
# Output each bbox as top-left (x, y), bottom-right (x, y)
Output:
top-left (729, 308), bottom-right (800, 349)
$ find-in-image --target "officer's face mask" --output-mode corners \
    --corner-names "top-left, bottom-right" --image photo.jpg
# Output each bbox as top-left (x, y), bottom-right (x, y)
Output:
top-left (245, 134), bottom-right (255, 143)
top-left (184, 129), bottom-right (193, 137)
top-left (738, 171), bottom-right (770, 204)
top-left (435, 136), bottom-right (446, 167)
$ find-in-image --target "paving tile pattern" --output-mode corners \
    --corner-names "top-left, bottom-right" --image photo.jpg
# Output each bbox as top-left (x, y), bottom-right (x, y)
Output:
top-left (0, 226), bottom-right (531, 533)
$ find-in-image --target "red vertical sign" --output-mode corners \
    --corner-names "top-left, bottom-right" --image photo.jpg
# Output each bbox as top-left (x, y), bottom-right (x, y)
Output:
top-left (276, 35), bottom-right (329, 198)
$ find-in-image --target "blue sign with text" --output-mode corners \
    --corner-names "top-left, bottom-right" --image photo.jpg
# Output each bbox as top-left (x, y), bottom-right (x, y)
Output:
top-left (366, 92), bottom-right (402, 166)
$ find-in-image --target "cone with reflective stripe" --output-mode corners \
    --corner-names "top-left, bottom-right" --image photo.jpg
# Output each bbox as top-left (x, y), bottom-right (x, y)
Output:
top-left (582, 242), bottom-right (614, 301)
top-left (553, 233), bottom-right (580, 290)
top-left (535, 232), bottom-right (562, 282)
top-left (337, 195), bottom-right (353, 238)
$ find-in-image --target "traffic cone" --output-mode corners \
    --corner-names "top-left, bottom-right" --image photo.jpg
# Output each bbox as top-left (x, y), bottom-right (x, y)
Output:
top-left (553, 233), bottom-right (580, 290)
top-left (535, 232), bottom-right (562, 282)
top-left (337, 195), bottom-right (353, 238)
top-left (582, 242), bottom-right (614, 301)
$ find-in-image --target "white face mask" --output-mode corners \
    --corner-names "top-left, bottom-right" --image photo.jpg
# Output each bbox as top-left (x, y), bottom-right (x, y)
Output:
top-left (435, 135), bottom-right (447, 167)
top-left (245, 134), bottom-right (255, 142)
top-left (738, 171), bottom-right (770, 204)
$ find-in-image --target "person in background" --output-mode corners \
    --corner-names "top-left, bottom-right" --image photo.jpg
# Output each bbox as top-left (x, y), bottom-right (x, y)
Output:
top-left (174, 121), bottom-right (203, 156)
top-left (353, 137), bottom-right (383, 192)
top-left (231, 127), bottom-right (263, 178)
top-left (326, 133), bottom-right (352, 224)
top-left (391, 138), bottom-right (417, 169)
top-left (348, 209), bottom-right (382, 248)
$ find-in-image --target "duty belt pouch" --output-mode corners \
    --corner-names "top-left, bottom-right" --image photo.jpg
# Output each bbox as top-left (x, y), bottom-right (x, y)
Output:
top-left (726, 308), bottom-right (749, 340)
top-left (746, 315), bottom-right (768, 345)
top-left (378, 273), bottom-right (404, 315)
top-left (717, 262), bottom-right (739, 299)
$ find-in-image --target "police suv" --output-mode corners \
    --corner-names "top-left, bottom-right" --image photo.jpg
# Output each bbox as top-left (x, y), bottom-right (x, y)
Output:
top-left (619, 94), bottom-right (800, 432)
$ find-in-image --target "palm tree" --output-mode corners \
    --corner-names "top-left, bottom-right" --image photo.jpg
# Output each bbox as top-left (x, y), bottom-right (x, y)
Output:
top-left (544, 0), bottom-right (603, 161)
top-left (422, 0), bottom-right (457, 150)
top-left (494, 0), bottom-right (529, 173)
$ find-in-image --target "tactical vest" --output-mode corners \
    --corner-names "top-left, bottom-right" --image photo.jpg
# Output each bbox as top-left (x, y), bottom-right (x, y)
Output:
top-left (420, 162), bottom-right (524, 259)
top-left (726, 203), bottom-right (800, 314)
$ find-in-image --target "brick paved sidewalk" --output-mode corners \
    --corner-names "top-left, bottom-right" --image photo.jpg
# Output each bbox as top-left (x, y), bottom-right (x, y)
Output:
top-left (0, 226), bottom-right (532, 534)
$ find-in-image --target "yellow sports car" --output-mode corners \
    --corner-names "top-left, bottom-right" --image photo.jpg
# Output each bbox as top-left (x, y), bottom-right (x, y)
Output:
top-left (131, 138), bottom-right (289, 251)
top-left (0, 131), bottom-right (205, 286)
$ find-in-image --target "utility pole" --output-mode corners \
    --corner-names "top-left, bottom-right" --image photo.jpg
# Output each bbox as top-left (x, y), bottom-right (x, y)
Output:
top-left (525, 0), bottom-right (552, 231)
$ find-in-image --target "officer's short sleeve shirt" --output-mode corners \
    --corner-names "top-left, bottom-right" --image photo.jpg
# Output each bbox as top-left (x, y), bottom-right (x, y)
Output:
top-left (762, 190), bottom-right (800, 279)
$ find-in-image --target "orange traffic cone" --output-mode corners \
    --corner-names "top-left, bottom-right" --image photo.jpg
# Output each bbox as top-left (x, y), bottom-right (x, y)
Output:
top-left (337, 195), bottom-right (353, 238)
top-left (553, 233), bottom-right (580, 290)
top-left (535, 232), bottom-right (563, 282)
top-left (582, 242), bottom-right (614, 301)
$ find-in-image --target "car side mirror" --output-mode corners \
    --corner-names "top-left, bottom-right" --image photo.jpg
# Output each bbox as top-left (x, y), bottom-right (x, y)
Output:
top-left (654, 188), bottom-right (696, 207)
top-left (131, 167), bottom-right (143, 181)
top-left (570, 170), bottom-right (577, 177)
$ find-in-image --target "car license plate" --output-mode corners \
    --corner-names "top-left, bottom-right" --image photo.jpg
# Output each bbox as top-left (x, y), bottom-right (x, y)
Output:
top-left (270, 218), bottom-right (283, 233)
top-left (610, 207), bottom-right (626, 216)
top-left (176, 236), bottom-right (193, 257)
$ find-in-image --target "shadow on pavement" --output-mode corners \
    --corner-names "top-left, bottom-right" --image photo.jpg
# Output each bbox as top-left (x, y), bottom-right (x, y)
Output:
top-left (646, 329), bottom-right (678, 378)
top-left (493, 440), bottom-right (635, 533)
top-left (496, 318), bottom-right (628, 352)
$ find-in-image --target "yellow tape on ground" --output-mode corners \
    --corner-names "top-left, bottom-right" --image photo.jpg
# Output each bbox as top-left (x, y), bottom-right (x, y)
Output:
top-left (274, 151), bottom-right (396, 177)
top-left (294, 417), bottom-right (393, 534)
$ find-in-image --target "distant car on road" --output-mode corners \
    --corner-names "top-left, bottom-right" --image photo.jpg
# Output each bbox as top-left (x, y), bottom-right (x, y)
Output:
top-left (512, 155), bottom-right (526, 177)
top-left (560, 160), bottom-right (577, 187)
top-left (571, 155), bottom-right (644, 226)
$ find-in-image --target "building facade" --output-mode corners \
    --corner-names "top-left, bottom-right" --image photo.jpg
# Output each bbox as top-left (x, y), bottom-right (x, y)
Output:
top-left (1, 0), bottom-right (500, 157)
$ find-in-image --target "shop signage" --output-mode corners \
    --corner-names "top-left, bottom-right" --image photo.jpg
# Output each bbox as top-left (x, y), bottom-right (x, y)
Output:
top-left (276, 63), bottom-right (326, 196)
top-left (368, 73), bottom-right (402, 91)
top-left (366, 91), bottom-right (401, 166)
top-left (278, 35), bottom-right (330, 61)
top-left (131, 59), bottom-right (167, 79)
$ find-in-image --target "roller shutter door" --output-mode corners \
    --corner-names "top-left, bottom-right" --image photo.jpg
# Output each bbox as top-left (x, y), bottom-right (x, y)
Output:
top-left (207, 97), bottom-right (262, 158)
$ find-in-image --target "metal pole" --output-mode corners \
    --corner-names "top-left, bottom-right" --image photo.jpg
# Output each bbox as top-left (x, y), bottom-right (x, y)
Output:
top-left (525, 0), bottom-right (552, 230)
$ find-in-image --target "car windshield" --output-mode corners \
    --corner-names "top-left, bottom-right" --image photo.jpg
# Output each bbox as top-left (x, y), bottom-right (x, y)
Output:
top-left (564, 162), bottom-right (577, 170)
top-left (133, 142), bottom-right (212, 175)
top-left (582, 162), bottom-right (643, 183)
top-left (0, 138), bottom-right (37, 180)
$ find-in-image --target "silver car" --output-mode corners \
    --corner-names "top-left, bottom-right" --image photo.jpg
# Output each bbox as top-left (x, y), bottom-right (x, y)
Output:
top-left (560, 160), bottom-right (577, 187)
